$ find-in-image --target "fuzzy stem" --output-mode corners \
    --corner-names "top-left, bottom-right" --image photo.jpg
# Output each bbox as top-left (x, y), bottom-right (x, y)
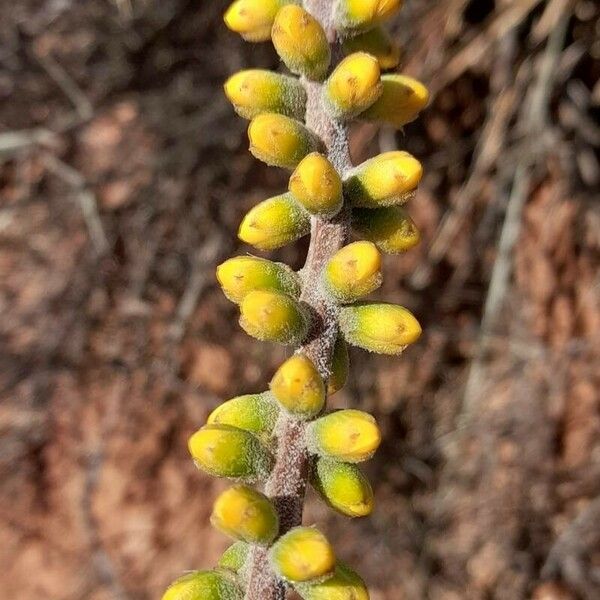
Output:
top-left (243, 3), bottom-right (351, 599)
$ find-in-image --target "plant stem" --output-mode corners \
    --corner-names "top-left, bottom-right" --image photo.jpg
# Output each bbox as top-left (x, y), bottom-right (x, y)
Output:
top-left (243, 3), bottom-right (351, 599)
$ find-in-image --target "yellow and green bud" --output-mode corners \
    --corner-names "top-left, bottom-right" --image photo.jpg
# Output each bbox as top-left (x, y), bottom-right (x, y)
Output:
top-left (270, 526), bottom-right (336, 583)
top-left (270, 354), bottom-right (325, 418)
top-left (289, 153), bottom-right (343, 217)
top-left (323, 241), bottom-right (382, 303)
top-left (238, 193), bottom-right (310, 250)
top-left (162, 569), bottom-right (242, 600)
top-left (248, 113), bottom-right (322, 169)
top-left (295, 563), bottom-right (369, 600)
top-left (352, 206), bottom-right (420, 254)
top-left (218, 541), bottom-right (249, 573)
top-left (343, 26), bottom-right (401, 70)
top-left (337, 0), bottom-right (402, 33)
top-left (239, 290), bottom-right (310, 345)
top-left (224, 0), bottom-right (289, 42)
top-left (344, 151), bottom-right (423, 208)
top-left (224, 69), bottom-right (306, 120)
top-left (339, 302), bottom-right (421, 355)
top-left (360, 74), bottom-right (429, 128)
top-left (217, 255), bottom-right (301, 303)
top-left (211, 485), bottom-right (279, 545)
top-left (308, 409), bottom-right (381, 463)
top-left (207, 393), bottom-right (278, 436)
top-left (188, 424), bottom-right (272, 481)
top-left (327, 336), bottom-right (349, 396)
top-left (324, 53), bottom-right (382, 119)
top-left (311, 459), bottom-right (374, 517)
top-left (272, 5), bottom-right (331, 81)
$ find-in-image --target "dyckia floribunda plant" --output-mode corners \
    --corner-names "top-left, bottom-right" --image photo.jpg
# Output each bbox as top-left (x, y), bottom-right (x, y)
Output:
top-left (163, 1), bottom-right (429, 598)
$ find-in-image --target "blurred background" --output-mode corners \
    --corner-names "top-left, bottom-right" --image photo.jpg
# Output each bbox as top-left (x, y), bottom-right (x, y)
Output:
top-left (1, 1), bottom-right (599, 599)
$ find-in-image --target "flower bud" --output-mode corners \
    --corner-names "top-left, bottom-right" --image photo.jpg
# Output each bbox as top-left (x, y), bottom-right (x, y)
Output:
top-left (218, 542), bottom-right (249, 573)
top-left (295, 563), bottom-right (369, 600)
top-left (188, 424), bottom-right (272, 481)
top-left (238, 193), bottom-right (310, 250)
top-left (270, 527), bottom-right (336, 583)
top-left (289, 153), bottom-right (343, 217)
top-left (339, 302), bottom-right (421, 355)
top-left (324, 241), bottom-right (382, 303)
top-left (344, 151), bottom-right (423, 208)
top-left (352, 206), bottom-right (420, 254)
top-left (343, 26), bottom-right (401, 70)
top-left (337, 0), bottom-right (402, 33)
top-left (270, 354), bottom-right (325, 418)
top-left (327, 336), bottom-right (349, 396)
top-left (162, 569), bottom-right (242, 600)
top-left (311, 459), bottom-right (373, 517)
top-left (239, 290), bottom-right (310, 345)
top-left (248, 113), bottom-right (321, 169)
top-left (272, 5), bottom-right (331, 80)
top-left (224, 69), bottom-right (306, 120)
top-left (224, 0), bottom-right (287, 42)
top-left (217, 255), bottom-right (301, 303)
top-left (324, 53), bottom-right (382, 119)
top-left (207, 393), bottom-right (278, 436)
top-left (359, 74), bottom-right (429, 128)
top-left (211, 485), bottom-right (279, 545)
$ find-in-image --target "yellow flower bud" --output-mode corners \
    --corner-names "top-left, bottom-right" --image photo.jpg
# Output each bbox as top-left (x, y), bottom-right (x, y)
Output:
top-left (162, 570), bottom-right (242, 600)
top-left (327, 336), bottom-right (349, 396)
top-left (324, 53), bottom-right (382, 119)
top-left (217, 255), bottom-right (301, 303)
top-left (218, 542), bottom-right (249, 573)
top-left (337, 0), bottom-right (402, 33)
top-left (272, 5), bottom-right (331, 80)
top-left (224, 0), bottom-right (286, 42)
top-left (239, 290), bottom-right (310, 345)
top-left (238, 193), bottom-right (310, 250)
top-left (289, 153), bottom-right (343, 217)
top-left (211, 485), bottom-right (279, 545)
top-left (344, 151), bottom-right (423, 208)
top-left (224, 69), bottom-right (306, 120)
top-left (188, 424), bottom-right (272, 481)
top-left (270, 527), bottom-right (336, 583)
top-left (248, 113), bottom-right (321, 169)
top-left (352, 206), bottom-right (420, 254)
top-left (343, 26), bottom-right (401, 70)
top-left (339, 302), bottom-right (421, 355)
top-left (308, 410), bottom-right (381, 462)
top-left (270, 354), bottom-right (325, 418)
top-left (207, 393), bottom-right (278, 436)
top-left (360, 74), bottom-right (429, 128)
top-left (324, 241), bottom-right (382, 303)
top-left (311, 459), bottom-right (374, 517)
top-left (295, 563), bottom-right (369, 600)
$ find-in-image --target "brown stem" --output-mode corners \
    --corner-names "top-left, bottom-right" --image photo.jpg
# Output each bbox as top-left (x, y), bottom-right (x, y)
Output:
top-left (243, 3), bottom-right (351, 599)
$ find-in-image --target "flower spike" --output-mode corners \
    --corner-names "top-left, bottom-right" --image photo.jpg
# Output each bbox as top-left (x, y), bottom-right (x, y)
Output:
top-left (207, 392), bottom-right (278, 436)
top-left (224, 0), bottom-right (292, 42)
top-left (295, 563), bottom-right (369, 600)
top-left (337, 0), bottom-right (403, 33)
top-left (352, 206), bottom-right (421, 254)
top-left (162, 570), bottom-right (243, 600)
top-left (343, 26), bottom-right (401, 70)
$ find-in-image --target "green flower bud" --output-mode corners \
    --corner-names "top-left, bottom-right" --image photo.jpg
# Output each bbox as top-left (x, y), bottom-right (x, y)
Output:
top-left (224, 69), bottom-right (306, 120)
top-left (327, 336), bottom-right (349, 396)
top-left (238, 193), bottom-right (310, 250)
top-left (218, 542), bottom-right (250, 573)
top-left (295, 563), bottom-right (369, 600)
top-left (352, 206), bottom-right (420, 254)
top-left (343, 26), bottom-right (401, 70)
top-left (217, 255), bottom-right (301, 303)
top-left (224, 0), bottom-right (291, 42)
top-left (324, 53), bottom-right (382, 119)
top-left (188, 424), bottom-right (272, 481)
top-left (337, 0), bottom-right (402, 33)
top-left (211, 485), bottom-right (279, 545)
top-left (359, 74), bottom-right (429, 128)
top-left (339, 302), bottom-right (421, 355)
top-left (162, 569), bottom-right (242, 600)
top-left (270, 354), bottom-right (326, 418)
top-left (344, 151), bottom-right (423, 208)
top-left (239, 290), bottom-right (310, 345)
top-left (207, 393), bottom-right (278, 436)
top-left (323, 241), bottom-right (382, 303)
top-left (307, 410), bottom-right (381, 463)
top-left (270, 526), bottom-right (336, 583)
top-left (311, 459), bottom-right (374, 517)
top-left (272, 5), bottom-right (331, 80)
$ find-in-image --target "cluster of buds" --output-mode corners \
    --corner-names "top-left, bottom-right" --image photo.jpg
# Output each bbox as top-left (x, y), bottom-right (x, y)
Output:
top-left (163, 1), bottom-right (428, 599)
